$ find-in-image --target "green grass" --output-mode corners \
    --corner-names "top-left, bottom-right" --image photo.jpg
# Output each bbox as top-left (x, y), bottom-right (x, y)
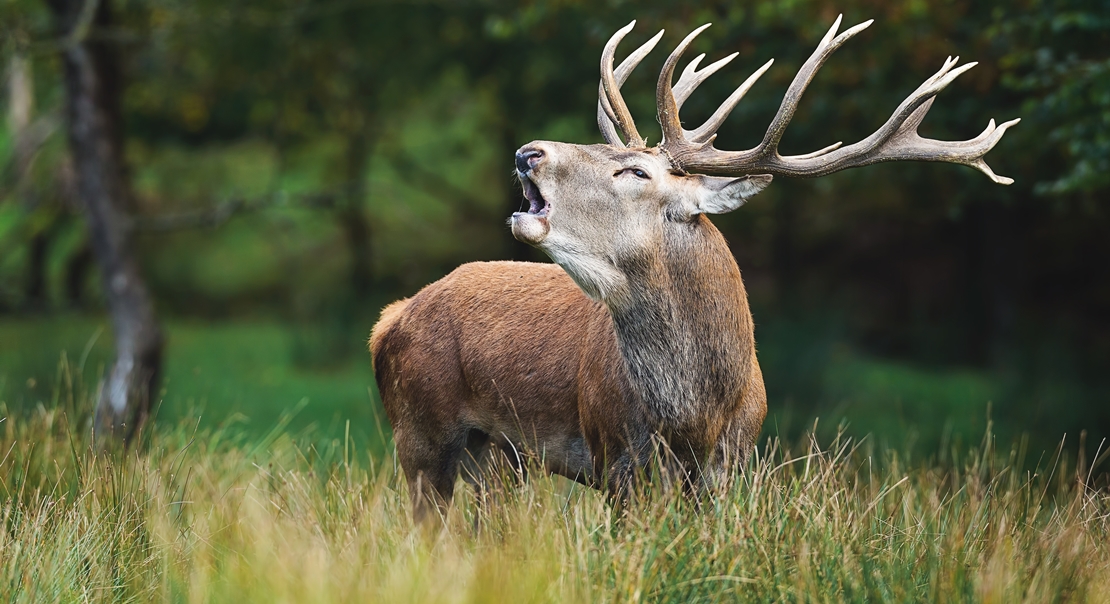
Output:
top-left (0, 315), bottom-right (387, 456)
top-left (2, 315), bottom-right (1018, 458)
top-left (814, 351), bottom-right (998, 453)
top-left (2, 391), bottom-right (1107, 602)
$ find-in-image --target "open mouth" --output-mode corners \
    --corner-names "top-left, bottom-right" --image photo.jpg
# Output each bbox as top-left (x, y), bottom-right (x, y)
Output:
top-left (520, 172), bottom-right (550, 216)
top-left (511, 170), bottom-right (552, 245)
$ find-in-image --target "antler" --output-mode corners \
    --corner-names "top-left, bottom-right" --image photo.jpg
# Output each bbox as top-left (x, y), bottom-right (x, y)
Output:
top-left (654, 16), bottom-right (1019, 184)
top-left (598, 22), bottom-right (664, 148)
top-left (596, 18), bottom-right (1018, 183)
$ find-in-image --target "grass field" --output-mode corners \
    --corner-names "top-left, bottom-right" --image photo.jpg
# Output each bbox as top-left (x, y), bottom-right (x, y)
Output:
top-left (2, 386), bottom-right (1108, 602)
top-left (3, 318), bottom-right (1108, 601)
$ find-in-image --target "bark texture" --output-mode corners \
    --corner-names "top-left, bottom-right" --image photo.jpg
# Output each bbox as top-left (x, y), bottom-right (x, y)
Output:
top-left (49, 0), bottom-right (163, 442)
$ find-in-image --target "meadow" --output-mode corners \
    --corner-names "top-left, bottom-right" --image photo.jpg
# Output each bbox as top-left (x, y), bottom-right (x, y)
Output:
top-left (2, 352), bottom-right (1108, 602)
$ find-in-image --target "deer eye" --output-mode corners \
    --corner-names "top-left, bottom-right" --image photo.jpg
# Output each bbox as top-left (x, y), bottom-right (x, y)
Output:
top-left (614, 167), bottom-right (651, 179)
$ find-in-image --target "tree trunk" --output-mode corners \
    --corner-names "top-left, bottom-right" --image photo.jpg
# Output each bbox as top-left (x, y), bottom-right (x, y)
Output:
top-left (49, 0), bottom-right (163, 443)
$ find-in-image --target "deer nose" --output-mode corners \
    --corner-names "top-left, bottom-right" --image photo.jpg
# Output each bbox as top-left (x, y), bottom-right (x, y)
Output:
top-left (516, 148), bottom-right (545, 173)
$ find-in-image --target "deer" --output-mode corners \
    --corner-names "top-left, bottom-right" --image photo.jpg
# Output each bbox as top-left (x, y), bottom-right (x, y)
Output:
top-left (369, 16), bottom-right (1018, 522)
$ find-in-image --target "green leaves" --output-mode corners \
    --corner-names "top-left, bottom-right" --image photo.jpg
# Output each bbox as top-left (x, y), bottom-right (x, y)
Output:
top-left (993, 0), bottom-right (1110, 195)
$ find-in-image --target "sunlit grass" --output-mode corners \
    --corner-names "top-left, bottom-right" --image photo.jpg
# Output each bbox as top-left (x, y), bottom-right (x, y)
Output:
top-left (2, 377), bottom-right (1108, 603)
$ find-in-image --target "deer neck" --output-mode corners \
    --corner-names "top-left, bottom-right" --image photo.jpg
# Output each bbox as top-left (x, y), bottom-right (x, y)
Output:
top-left (606, 217), bottom-right (754, 425)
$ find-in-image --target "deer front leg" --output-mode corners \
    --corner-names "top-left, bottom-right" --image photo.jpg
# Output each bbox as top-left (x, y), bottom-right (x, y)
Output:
top-left (599, 430), bottom-right (655, 513)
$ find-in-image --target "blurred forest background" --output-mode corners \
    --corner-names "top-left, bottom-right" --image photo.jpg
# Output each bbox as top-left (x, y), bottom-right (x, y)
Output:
top-left (1, 0), bottom-right (1107, 456)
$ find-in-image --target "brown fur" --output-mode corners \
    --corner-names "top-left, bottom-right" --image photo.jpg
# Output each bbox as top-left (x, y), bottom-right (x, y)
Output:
top-left (371, 257), bottom-right (766, 521)
top-left (368, 298), bottom-right (409, 359)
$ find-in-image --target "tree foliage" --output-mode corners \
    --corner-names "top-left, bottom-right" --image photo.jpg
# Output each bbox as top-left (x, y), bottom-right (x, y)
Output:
top-left (993, 0), bottom-right (1110, 195)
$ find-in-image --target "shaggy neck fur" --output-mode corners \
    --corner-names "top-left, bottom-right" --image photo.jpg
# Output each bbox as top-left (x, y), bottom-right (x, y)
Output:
top-left (606, 216), bottom-right (754, 431)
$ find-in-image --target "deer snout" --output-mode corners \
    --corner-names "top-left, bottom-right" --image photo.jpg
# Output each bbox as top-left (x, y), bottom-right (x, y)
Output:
top-left (515, 147), bottom-right (545, 173)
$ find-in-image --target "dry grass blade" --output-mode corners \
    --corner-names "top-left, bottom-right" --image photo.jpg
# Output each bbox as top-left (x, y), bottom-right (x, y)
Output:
top-left (1, 386), bottom-right (1108, 602)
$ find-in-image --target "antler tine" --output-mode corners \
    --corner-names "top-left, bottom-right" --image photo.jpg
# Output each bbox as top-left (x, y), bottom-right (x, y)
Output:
top-left (657, 16), bottom-right (1017, 185)
top-left (687, 58), bottom-right (774, 143)
top-left (657, 24), bottom-right (712, 149)
top-left (672, 51), bottom-right (739, 111)
top-left (760, 55), bottom-right (1016, 181)
top-left (828, 56), bottom-right (975, 156)
top-left (755, 55), bottom-right (968, 164)
top-left (758, 15), bottom-right (873, 154)
top-left (598, 27), bottom-right (665, 147)
top-left (850, 95), bottom-right (1021, 185)
top-left (656, 18), bottom-right (864, 157)
top-left (600, 21), bottom-right (653, 148)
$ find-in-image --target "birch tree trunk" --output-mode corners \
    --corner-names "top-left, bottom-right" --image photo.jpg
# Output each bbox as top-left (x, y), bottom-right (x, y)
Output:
top-left (48, 0), bottom-right (163, 442)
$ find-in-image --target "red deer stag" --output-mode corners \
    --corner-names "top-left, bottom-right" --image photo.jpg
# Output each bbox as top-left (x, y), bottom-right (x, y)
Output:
top-left (370, 16), bottom-right (1017, 522)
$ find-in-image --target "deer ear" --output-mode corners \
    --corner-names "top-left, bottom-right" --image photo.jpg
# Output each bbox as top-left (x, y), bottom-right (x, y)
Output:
top-left (694, 174), bottom-right (772, 214)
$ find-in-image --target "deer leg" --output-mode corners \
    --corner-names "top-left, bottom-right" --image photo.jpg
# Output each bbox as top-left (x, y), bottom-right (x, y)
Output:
top-left (459, 429), bottom-right (493, 492)
top-left (713, 368), bottom-right (768, 479)
top-left (602, 451), bottom-right (634, 516)
top-left (395, 426), bottom-right (467, 526)
top-left (460, 432), bottom-right (528, 490)
top-left (603, 433), bottom-right (653, 511)
top-left (458, 431), bottom-right (531, 532)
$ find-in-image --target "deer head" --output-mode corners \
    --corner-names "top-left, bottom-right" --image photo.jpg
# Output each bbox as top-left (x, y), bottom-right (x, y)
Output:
top-left (510, 16), bottom-right (1018, 308)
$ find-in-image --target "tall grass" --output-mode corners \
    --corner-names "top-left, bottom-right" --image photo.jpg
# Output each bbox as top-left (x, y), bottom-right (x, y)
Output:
top-left (1, 376), bottom-right (1108, 602)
